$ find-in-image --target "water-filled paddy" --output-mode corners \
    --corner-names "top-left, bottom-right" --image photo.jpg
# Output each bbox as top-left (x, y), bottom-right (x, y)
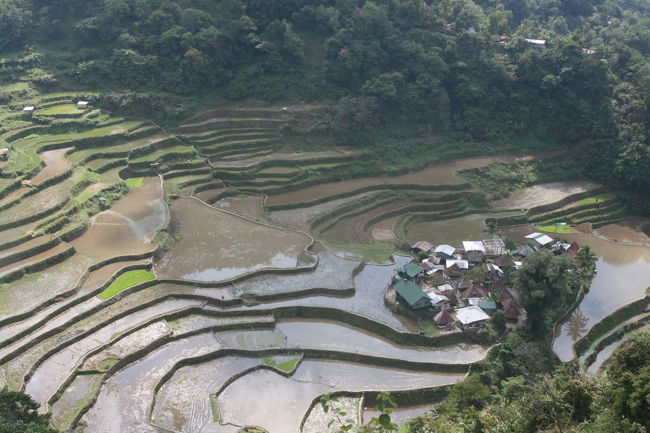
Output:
top-left (155, 197), bottom-right (311, 281)
top-left (544, 232), bottom-right (650, 361)
top-left (217, 360), bottom-right (465, 432)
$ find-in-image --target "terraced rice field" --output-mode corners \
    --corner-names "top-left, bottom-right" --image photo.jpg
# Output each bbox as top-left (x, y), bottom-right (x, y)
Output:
top-left (1, 93), bottom-right (648, 432)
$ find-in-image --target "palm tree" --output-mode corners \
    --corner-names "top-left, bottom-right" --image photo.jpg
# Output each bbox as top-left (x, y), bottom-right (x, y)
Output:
top-left (576, 245), bottom-right (598, 271)
top-left (484, 219), bottom-right (499, 240)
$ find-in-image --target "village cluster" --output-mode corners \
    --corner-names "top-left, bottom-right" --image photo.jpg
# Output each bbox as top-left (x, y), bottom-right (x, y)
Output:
top-left (391, 232), bottom-right (581, 331)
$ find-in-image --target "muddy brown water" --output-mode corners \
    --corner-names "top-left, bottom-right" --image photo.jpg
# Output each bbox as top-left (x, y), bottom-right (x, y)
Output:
top-left (267, 155), bottom-right (539, 206)
top-left (594, 216), bottom-right (650, 246)
top-left (492, 180), bottom-right (600, 210)
top-left (213, 194), bottom-right (267, 221)
top-left (506, 224), bottom-right (650, 362)
top-left (71, 177), bottom-right (168, 261)
top-left (155, 198), bottom-right (311, 281)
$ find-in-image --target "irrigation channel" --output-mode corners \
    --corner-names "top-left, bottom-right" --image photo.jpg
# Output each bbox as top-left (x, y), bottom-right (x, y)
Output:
top-left (0, 99), bottom-right (649, 432)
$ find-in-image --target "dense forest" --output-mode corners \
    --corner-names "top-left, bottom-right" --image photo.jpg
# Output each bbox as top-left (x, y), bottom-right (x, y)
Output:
top-left (0, 0), bottom-right (649, 205)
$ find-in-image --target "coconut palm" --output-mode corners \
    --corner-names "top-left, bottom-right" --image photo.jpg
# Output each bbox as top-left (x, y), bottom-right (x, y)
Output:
top-left (576, 245), bottom-right (598, 271)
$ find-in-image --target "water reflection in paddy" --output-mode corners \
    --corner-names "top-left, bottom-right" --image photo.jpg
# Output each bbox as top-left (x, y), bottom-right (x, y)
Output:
top-left (551, 233), bottom-right (650, 361)
top-left (217, 360), bottom-right (465, 433)
top-left (155, 198), bottom-right (311, 281)
top-left (277, 319), bottom-right (486, 363)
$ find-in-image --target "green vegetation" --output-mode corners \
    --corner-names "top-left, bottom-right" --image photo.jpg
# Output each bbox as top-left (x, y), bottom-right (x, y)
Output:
top-left (37, 105), bottom-right (80, 116)
top-left (0, 390), bottom-right (58, 433)
top-left (537, 224), bottom-right (577, 234)
top-left (124, 177), bottom-right (143, 188)
top-left (98, 270), bottom-right (155, 300)
top-left (263, 356), bottom-right (300, 373)
top-left (95, 358), bottom-right (119, 372)
top-left (577, 194), bottom-right (614, 205)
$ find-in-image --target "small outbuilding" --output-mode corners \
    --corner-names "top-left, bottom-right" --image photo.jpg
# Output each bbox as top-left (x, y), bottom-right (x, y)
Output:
top-left (445, 259), bottom-right (469, 269)
top-left (565, 241), bottom-right (580, 258)
top-left (444, 263), bottom-right (464, 278)
top-left (428, 293), bottom-right (450, 310)
top-left (466, 250), bottom-right (484, 265)
top-left (394, 280), bottom-right (431, 310)
top-left (517, 245), bottom-right (535, 257)
top-left (411, 241), bottom-right (433, 253)
top-left (77, 100), bottom-right (90, 109)
top-left (434, 310), bottom-right (455, 328)
top-left (478, 298), bottom-right (497, 315)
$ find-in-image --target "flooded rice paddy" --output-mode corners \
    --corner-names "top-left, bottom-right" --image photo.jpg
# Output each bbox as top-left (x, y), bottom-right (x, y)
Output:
top-left (4, 135), bottom-right (648, 433)
top-left (155, 197), bottom-right (311, 281)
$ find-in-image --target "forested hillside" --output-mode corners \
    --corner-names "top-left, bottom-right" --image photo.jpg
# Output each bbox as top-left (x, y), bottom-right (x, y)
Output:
top-left (0, 0), bottom-right (649, 200)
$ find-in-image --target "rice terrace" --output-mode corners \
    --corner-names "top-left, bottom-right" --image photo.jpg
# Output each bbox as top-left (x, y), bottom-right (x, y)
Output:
top-left (2, 0), bottom-right (650, 427)
top-left (0, 83), bottom-right (648, 433)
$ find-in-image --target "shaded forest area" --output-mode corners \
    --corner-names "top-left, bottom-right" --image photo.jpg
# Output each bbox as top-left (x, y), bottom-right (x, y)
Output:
top-left (0, 0), bottom-right (649, 203)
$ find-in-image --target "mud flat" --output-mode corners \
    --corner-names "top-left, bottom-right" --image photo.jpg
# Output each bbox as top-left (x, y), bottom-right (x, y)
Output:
top-left (31, 148), bottom-right (72, 184)
top-left (267, 155), bottom-right (529, 207)
top-left (403, 211), bottom-right (522, 245)
top-left (71, 176), bottom-right (168, 261)
top-left (217, 360), bottom-right (465, 433)
top-left (492, 180), bottom-right (600, 210)
top-left (213, 193), bottom-right (267, 221)
top-left (594, 217), bottom-right (650, 246)
top-left (155, 198), bottom-right (311, 281)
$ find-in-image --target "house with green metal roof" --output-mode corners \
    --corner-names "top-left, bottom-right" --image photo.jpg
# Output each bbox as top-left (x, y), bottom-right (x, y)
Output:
top-left (398, 263), bottom-right (424, 280)
top-left (394, 280), bottom-right (431, 309)
top-left (477, 298), bottom-right (497, 314)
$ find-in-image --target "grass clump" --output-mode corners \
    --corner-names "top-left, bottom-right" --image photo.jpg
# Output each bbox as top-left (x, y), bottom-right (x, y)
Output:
top-left (576, 194), bottom-right (613, 205)
top-left (98, 270), bottom-right (155, 299)
top-left (125, 177), bottom-right (143, 188)
top-left (96, 357), bottom-right (119, 371)
top-left (263, 355), bottom-right (300, 372)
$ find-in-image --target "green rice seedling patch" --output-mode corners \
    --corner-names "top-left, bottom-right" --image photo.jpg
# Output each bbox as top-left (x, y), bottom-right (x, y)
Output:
top-left (576, 194), bottom-right (614, 205)
top-left (324, 241), bottom-right (401, 264)
top-left (263, 355), bottom-right (301, 372)
top-left (38, 104), bottom-right (81, 116)
top-left (96, 357), bottom-right (119, 372)
top-left (98, 270), bottom-right (156, 300)
top-left (537, 224), bottom-right (577, 234)
top-left (125, 177), bottom-right (143, 188)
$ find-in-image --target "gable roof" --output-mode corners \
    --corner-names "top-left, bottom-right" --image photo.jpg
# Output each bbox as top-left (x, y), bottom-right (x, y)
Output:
top-left (565, 241), bottom-right (580, 258)
top-left (446, 259), bottom-right (469, 269)
top-left (461, 285), bottom-right (486, 299)
top-left (411, 241), bottom-right (433, 252)
top-left (434, 244), bottom-right (456, 256)
top-left (400, 263), bottom-right (424, 278)
top-left (517, 245), bottom-right (535, 257)
top-left (478, 298), bottom-right (497, 311)
top-left (455, 306), bottom-right (490, 325)
top-left (493, 255), bottom-right (515, 268)
top-left (434, 310), bottom-right (455, 326)
top-left (428, 293), bottom-right (450, 305)
top-left (394, 280), bottom-right (429, 307)
top-left (444, 263), bottom-right (464, 277)
top-left (525, 232), bottom-right (554, 246)
top-left (466, 251), bottom-right (484, 263)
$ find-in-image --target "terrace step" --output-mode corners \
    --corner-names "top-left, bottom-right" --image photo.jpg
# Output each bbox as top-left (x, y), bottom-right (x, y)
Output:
top-left (209, 148), bottom-right (275, 164)
top-left (206, 143), bottom-right (281, 160)
top-left (0, 236), bottom-right (60, 269)
top-left (163, 167), bottom-right (212, 180)
top-left (199, 138), bottom-right (279, 155)
top-left (181, 127), bottom-right (277, 140)
top-left (190, 131), bottom-right (277, 146)
top-left (178, 118), bottom-right (287, 134)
